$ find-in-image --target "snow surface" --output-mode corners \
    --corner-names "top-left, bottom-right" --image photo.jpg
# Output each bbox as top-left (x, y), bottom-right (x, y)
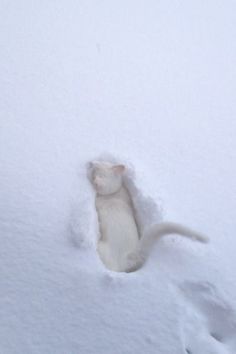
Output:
top-left (1, 1), bottom-right (236, 353)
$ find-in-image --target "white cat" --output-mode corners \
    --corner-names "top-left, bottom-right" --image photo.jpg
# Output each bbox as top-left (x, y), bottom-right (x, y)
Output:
top-left (88, 161), bottom-right (208, 272)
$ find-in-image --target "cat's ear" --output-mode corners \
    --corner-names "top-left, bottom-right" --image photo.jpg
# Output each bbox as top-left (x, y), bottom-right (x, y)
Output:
top-left (112, 164), bottom-right (125, 174)
top-left (87, 162), bottom-right (94, 169)
top-left (87, 161), bottom-right (99, 169)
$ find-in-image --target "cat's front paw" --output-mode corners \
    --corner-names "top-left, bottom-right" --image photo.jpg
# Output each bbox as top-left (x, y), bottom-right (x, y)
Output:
top-left (125, 252), bottom-right (143, 272)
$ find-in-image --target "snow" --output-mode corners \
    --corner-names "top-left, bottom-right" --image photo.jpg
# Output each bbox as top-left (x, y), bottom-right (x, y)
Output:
top-left (1, 1), bottom-right (236, 353)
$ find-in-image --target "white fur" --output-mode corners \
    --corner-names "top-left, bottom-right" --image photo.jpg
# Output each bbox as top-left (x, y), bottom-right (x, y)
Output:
top-left (88, 161), bottom-right (208, 272)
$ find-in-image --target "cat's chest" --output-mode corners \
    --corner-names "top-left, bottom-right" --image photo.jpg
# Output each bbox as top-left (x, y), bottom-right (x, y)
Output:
top-left (95, 190), bottom-right (136, 231)
top-left (95, 196), bottom-right (131, 216)
top-left (95, 189), bottom-right (139, 245)
top-left (96, 188), bottom-right (131, 211)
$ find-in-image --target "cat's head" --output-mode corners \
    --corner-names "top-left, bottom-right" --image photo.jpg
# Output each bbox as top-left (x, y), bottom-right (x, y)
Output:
top-left (88, 161), bottom-right (125, 195)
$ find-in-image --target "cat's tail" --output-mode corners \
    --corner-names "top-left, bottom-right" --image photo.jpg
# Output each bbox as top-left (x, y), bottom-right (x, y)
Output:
top-left (139, 221), bottom-right (208, 259)
top-left (124, 222), bottom-right (209, 273)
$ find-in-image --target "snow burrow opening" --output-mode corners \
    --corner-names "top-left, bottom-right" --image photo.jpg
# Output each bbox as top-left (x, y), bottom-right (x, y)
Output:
top-left (70, 154), bottom-right (162, 273)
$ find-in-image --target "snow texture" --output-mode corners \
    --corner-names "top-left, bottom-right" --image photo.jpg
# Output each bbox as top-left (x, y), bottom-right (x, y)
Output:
top-left (1, 1), bottom-right (236, 354)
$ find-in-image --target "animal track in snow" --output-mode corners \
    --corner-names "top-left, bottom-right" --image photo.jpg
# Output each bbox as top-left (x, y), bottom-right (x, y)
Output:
top-left (179, 281), bottom-right (236, 354)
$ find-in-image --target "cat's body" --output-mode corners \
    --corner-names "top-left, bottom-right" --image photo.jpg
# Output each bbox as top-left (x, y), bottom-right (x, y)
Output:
top-left (96, 185), bottom-right (140, 271)
top-left (89, 161), bottom-right (208, 272)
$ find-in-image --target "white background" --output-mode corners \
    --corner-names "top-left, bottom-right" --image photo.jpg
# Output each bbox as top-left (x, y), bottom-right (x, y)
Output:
top-left (1, 1), bottom-right (236, 353)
